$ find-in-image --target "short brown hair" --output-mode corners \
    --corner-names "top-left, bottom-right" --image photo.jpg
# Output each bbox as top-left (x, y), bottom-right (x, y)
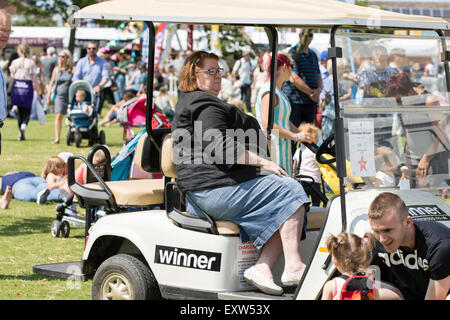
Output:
top-left (178, 51), bottom-right (219, 92)
top-left (326, 232), bottom-right (374, 274)
top-left (368, 192), bottom-right (408, 220)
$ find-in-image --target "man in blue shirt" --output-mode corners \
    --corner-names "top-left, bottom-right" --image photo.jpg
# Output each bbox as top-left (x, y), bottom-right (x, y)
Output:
top-left (0, 9), bottom-right (12, 155)
top-left (283, 30), bottom-right (322, 128)
top-left (73, 41), bottom-right (110, 114)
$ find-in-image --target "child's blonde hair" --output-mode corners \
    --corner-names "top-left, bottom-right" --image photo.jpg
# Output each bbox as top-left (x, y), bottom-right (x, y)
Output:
top-left (41, 156), bottom-right (66, 178)
top-left (326, 232), bottom-right (375, 274)
top-left (298, 122), bottom-right (319, 144)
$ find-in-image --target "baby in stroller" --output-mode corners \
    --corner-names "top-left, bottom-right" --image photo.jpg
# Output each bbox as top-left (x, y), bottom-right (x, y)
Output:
top-left (68, 89), bottom-right (94, 127)
top-left (72, 89), bottom-right (93, 115)
top-left (66, 80), bottom-right (105, 147)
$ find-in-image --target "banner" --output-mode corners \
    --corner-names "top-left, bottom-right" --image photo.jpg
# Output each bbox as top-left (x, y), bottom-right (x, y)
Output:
top-left (154, 23), bottom-right (168, 67)
top-left (210, 25), bottom-right (221, 54)
top-left (187, 25), bottom-right (193, 51)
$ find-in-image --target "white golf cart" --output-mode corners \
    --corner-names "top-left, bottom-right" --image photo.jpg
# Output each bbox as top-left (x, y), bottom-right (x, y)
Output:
top-left (33, 0), bottom-right (450, 300)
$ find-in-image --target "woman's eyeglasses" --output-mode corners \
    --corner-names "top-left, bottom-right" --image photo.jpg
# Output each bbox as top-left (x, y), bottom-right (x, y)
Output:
top-left (196, 68), bottom-right (225, 76)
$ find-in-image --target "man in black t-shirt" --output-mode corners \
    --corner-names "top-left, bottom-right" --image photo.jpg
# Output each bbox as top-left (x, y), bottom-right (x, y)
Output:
top-left (368, 192), bottom-right (450, 300)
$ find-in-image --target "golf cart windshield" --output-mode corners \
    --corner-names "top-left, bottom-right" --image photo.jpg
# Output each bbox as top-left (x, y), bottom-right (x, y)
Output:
top-left (332, 32), bottom-right (449, 192)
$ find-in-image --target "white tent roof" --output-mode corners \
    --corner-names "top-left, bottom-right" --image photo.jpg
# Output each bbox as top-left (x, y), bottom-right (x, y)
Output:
top-left (10, 26), bottom-right (137, 41)
top-left (75, 0), bottom-right (449, 30)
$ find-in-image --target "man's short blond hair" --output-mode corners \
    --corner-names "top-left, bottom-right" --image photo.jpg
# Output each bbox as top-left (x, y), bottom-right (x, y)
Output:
top-left (368, 192), bottom-right (408, 220)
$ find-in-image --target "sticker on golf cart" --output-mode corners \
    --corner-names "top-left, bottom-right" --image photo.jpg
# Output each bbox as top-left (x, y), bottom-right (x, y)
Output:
top-left (348, 119), bottom-right (376, 177)
top-left (237, 241), bottom-right (259, 290)
top-left (154, 245), bottom-right (221, 272)
top-left (407, 205), bottom-right (450, 222)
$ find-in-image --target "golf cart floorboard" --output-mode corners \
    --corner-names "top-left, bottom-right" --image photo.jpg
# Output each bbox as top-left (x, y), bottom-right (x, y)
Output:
top-left (218, 286), bottom-right (297, 300)
top-left (32, 261), bottom-right (86, 281)
top-left (160, 285), bottom-right (296, 300)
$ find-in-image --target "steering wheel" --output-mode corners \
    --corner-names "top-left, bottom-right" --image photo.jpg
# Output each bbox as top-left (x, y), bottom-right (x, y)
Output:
top-left (316, 134), bottom-right (336, 164)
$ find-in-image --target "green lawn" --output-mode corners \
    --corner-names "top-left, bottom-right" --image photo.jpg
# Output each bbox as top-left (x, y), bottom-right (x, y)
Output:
top-left (0, 111), bottom-right (126, 300)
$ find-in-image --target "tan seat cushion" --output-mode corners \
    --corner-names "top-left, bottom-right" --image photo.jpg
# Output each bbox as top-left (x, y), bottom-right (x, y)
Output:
top-left (307, 206), bottom-right (327, 230)
top-left (216, 220), bottom-right (240, 235)
top-left (134, 132), bottom-right (148, 173)
top-left (161, 133), bottom-right (177, 178)
top-left (84, 179), bottom-right (164, 206)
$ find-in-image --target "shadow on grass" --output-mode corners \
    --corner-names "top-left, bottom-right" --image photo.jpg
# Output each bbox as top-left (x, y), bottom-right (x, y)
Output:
top-left (0, 273), bottom-right (58, 282)
top-left (0, 216), bottom-right (53, 236)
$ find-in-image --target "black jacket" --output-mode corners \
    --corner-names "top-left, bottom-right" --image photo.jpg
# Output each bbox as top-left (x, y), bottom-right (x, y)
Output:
top-left (171, 90), bottom-right (268, 192)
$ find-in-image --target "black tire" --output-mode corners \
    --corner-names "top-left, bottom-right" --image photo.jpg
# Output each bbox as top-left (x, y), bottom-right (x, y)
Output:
top-left (99, 130), bottom-right (105, 145)
top-left (75, 129), bottom-right (82, 148)
top-left (51, 220), bottom-right (61, 237)
top-left (66, 130), bottom-right (72, 146)
top-left (60, 221), bottom-right (70, 238)
top-left (92, 254), bottom-right (161, 300)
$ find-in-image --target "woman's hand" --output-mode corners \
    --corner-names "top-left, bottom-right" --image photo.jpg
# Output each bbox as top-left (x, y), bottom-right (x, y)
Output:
top-left (260, 159), bottom-right (288, 177)
top-left (295, 131), bottom-right (310, 143)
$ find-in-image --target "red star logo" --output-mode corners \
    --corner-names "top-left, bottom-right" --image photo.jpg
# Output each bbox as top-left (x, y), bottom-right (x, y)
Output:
top-left (358, 155), bottom-right (367, 171)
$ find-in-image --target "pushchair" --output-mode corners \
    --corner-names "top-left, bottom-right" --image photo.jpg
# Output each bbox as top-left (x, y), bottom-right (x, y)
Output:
top-left (297, 134), bottom-right (365, 206)
top-left (51, 145), bottom-right (111, 238)
top-left (51, 113), bottom-right (171, 238)
top-left (66, 80), bottom-right (106, 148)
top-left (117, 97), bottom-right (170, 143)
top-left (116, 97), bottom-right (146, 142)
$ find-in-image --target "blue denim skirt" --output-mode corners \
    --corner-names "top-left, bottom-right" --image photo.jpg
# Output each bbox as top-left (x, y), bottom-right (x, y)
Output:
top-left (186, 174), bottom-right (310, 250)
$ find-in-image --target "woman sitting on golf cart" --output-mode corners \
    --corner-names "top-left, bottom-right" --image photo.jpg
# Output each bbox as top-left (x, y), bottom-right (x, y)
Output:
top-left (172, 51), bottom-right (311, 295)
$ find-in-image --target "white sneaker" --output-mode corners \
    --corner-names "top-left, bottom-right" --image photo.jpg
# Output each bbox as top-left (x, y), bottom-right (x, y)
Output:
top-left (36, 188), bottom-right (50, 204)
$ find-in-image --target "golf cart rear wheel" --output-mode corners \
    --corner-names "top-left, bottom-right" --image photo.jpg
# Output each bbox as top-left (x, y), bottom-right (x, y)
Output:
top-left (92, 254), bottom-right (161, 300)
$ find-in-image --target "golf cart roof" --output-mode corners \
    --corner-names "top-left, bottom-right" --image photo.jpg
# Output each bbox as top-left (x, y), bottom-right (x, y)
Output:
top-left (75, 0), bottom-right (449, 31)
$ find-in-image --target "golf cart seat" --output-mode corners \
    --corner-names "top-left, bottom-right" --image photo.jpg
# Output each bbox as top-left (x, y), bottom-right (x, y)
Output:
top-left (160, 134), bottom-right (326, 235)
top-left (161, 133), bottom-right (240, 235)
top-left (68, 131), bottom-right (166, 211)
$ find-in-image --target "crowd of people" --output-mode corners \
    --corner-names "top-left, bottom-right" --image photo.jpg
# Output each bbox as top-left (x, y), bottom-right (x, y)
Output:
top-left (1, 39), bottom-right (177, 144)
top-left (0, 7), bottom-right (448, 300)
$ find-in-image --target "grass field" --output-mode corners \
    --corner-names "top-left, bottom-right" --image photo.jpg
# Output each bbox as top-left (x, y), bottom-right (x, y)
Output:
top-left (0, 111), bottom-right (126, 300)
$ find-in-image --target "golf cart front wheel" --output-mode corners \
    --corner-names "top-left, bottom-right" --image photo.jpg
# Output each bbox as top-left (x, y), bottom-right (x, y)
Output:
top-left (92, 254), bottom-right (161, 300)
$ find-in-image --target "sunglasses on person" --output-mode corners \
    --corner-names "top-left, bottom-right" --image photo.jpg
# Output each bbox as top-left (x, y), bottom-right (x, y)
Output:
top-left (87, 47), bottom-right (97, 51)
top-left (196, 68), bottom-right (225, 76)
